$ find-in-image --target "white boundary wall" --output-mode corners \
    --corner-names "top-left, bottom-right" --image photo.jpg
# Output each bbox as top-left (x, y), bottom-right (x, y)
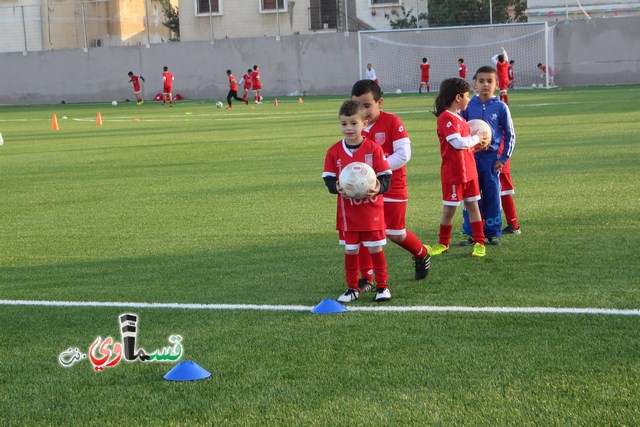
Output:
top-left (0, 16), bottom-right (638, 105)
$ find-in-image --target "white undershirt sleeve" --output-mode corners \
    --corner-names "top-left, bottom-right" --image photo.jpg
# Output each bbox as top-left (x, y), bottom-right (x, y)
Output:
top-left (387, 138), bottom-right (411, 170)
top-left (446, 134), bottom-right (480, 150)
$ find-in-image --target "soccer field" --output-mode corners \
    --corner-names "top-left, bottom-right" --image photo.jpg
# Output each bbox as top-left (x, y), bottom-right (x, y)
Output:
top-left (1, 87), bottom-right (640, 425)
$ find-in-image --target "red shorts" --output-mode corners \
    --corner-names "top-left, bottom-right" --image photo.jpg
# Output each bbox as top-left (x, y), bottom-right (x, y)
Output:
top-left (163, 86), bottom-right (172, 94)
top-left (244, 84), bottom-right (252, 91)
top-left (499, 80), bottom-right (508, 91)
top-left (252, 83), bottom-right (262, 90)
top-left (133, 84), bottom-right (141, 93)
top-left (382, 200), bottom-right (406, 236)
top-left (339, 230), bottom-right (386, 251)
top-left (500, 173), bottom-right (515, 196)
top-left (442, 180), bottom-right (480, 206)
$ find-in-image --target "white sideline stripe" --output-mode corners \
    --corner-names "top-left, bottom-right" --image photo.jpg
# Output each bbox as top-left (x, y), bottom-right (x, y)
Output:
top-left (1, 300), bottom-right (639, 316)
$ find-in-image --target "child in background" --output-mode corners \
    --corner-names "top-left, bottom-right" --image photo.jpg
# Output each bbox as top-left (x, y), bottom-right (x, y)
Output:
top-left (458, 58), bottom-right (467, 80)
top-left (419, 58), bottom-right (430, 93)
top-left (323, 100), bottom-right (393, 302)
top-left (240, 69), bottom-right (253, 104)
top-left (507, 60), bottom-right (515, 89)
top-left (225, 69), bottom-right (247, 109)
top-left (162, 66), bottom-right (174, 107)
top-left (430, 78), bottom-right (490, 257)
top-left (491, 47), bottom-right (510, 105)
top-left (351, 80), bottom-right (431, 286)
top-left (127, 71), bottom-right (145, 104)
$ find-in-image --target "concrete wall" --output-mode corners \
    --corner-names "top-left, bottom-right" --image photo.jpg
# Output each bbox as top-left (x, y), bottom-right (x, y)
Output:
top-left (554, 16), bottom-right (640, 86)
top-left (0, 33), bottom-right (359, 104)
top-left (0, 16), bottom-right (638, 105)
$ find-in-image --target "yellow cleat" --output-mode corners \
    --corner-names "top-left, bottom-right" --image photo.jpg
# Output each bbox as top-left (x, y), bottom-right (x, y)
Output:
top-left (472, 243), bottom-right (486, 257)
top-left (430, 243), bottom-right (449, 255)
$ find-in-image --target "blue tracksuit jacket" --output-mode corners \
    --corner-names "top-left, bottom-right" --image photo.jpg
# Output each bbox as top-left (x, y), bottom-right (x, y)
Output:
top-left (460, 95), bottom-right (515, 238)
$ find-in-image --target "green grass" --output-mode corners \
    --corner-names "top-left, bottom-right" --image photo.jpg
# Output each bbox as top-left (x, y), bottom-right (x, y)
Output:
top-left (1, 87), bottom-right (640, 425)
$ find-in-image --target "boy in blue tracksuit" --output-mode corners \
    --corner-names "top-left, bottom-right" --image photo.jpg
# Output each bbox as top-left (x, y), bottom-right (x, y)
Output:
top-left (460, 65), bottom-right (515, 245)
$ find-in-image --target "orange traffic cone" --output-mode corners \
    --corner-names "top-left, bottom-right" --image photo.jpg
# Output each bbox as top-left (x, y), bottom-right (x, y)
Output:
top-left (298, 97), bottom-right (303, 104)
top-left (96, 112), bottom-right (103, 126)
top-left (51, 114), bottom-right (60, 131)
top-left (274, 98), bottom-right (279, 106)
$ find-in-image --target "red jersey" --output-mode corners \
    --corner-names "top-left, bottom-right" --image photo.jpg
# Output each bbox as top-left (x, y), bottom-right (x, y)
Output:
top-left (162, 71), bottom-right (173, 90)
top-left (508, 65), bottom-right (514, 81)
top-left (420, 63), bottom-right (430, 81)
top-left (250, 70), bottom-right (262, 89)
top-left (228, 74), bottom-right (238, 91)
top-left (496, 61), bottom-right (509, 87)
top-left (361, 111), bottom-right (410, 201)
top-left (129, 74), bottom-right (142, 92)
top-left (436, 110), bottom-right (478, 184)
top-left (458, 64), bottom-right (467, 79)
top-left (541, 65), bottom-right (554, 77)
top-left (242, 73), bottom-right (252, 90)
top-left (323, 138), bottom-right (391, 232)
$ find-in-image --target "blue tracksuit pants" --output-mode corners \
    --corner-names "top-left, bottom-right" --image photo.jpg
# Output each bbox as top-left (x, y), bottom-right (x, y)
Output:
top-left (462, 153), bottom-right (502, 238)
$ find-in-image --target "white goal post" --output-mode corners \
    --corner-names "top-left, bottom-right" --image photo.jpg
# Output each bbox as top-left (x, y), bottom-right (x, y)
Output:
top-left (358, 22), bottom-right (555, 92)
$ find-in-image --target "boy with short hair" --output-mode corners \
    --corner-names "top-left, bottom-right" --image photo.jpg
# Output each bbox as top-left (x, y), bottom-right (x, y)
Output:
top-left (458, 58), bottom-right (467, 80)
top-left (351, 80), bottom-right (431, 285)
top-left (251, 65), bottom-right (262, 104)
top-left (240, 68), bottom-right (253, 104)
top-left (419, 58), bottom-right (430, 93)
top-left (491, 47), bottom-right (510, 105)
top-left (459, 66), bottom-right (515, 245)
top-left (225, 69), bottom-right (247, 109)
top-left (162, 66), bottom-right (174, 107)
top-left (127, 71), bottom-right (145, 104)
top-left (323, 100), bottom-right (393, 302)
top-left (507, 60), bottom-right (515, 89)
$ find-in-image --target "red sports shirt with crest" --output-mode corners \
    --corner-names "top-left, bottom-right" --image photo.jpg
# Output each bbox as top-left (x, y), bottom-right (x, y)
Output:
top-left (420, 63), bottom-right (430, 81)
top-left (436, 110), bottom-right (478, 184)
top-left (361, 111), bottom-right (409, 200)
top-left (323, 137), bottom-right (391, 232)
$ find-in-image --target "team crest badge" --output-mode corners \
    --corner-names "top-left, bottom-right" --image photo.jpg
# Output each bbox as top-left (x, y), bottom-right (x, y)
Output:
top-left (364, 154), bottom-right (373, 167)
top-left (374, 132), bottom-right (386, 145)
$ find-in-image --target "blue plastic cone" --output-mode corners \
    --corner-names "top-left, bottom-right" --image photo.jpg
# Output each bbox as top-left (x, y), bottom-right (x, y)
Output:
top-left (163, 361), bottom-right (211, 381)
top-left (311, 299), bottom-right (348, 314)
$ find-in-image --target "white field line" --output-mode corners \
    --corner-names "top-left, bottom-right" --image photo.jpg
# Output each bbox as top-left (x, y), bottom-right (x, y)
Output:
top-left (1, 299), bottom-right (639, 316)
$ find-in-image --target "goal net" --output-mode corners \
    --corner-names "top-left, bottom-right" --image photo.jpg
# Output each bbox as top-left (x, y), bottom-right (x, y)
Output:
top-left (358, 22), bottom-right (555, 92)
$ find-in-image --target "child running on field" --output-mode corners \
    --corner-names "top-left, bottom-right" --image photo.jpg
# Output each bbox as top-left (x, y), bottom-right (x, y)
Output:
top-left (430, 78), bottom-right (490, 257)
top-left (322, 100), bottom-right (393, 302)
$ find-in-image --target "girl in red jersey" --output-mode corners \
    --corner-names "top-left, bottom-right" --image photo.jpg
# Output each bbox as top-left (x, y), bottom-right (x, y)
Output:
top-left (430, 78), bottom-right (490, 257)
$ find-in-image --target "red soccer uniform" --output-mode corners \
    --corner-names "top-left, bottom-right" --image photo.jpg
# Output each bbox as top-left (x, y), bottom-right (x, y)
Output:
top-left (242, 73), bottom-right (252, 90)
top-left (250, 70), bottom-right (262, 90)
top-left (436, 110), bottom-right (478, 184)
top-left (361, 111), bottom-right (409, 201)
top-left (229, 74), bottom-right (238, 91)
top-left (508, 65), bottom-right (514, 82)
top-left (420, 63), bottom-right (430, 82)
top-left (162, 71), bottom-right (173, 92)
top-left (497, 61), bottom-right (509, 90)
top-left (458, 64), bottom-right (467, 79)
top-left (323, 138), bottom-right (391, 232)
top-left (129, 74), bottom-right (142, 92)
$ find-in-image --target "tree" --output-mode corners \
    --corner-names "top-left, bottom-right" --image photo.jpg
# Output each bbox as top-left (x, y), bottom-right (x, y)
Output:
top-left (159, 0), bottom-right (180, 41)
top-left (427, 0), bottom-right (527, 28)
top-left (384, 6), bottom-right (429, 29)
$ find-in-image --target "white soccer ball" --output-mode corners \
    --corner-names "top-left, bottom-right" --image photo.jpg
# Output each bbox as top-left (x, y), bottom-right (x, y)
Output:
top-left (215, 101), bottom-right (223, 108)
top-left (112, 100), bottom-right (117, 106)
top-left (531, 83), bottom-right (537, 88)
top-left (468, 119), bottom-right (492, 140)
top-left (395, 88), bottom-right (402, 95)
top-left (339, 162), bottom-right (377, 199)
top-left (538, 83), bottom-right (544, 88)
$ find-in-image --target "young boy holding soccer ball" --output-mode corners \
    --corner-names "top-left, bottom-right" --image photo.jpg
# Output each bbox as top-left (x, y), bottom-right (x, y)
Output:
top-left (322, 100), bottom-right (393, 302)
